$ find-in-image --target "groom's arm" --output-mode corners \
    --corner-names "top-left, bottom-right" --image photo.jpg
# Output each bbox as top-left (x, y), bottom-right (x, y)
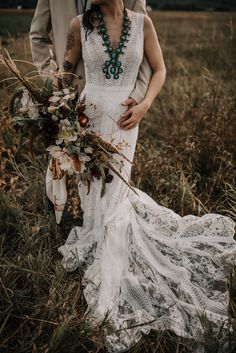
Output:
top-left (129, 0), bottom-right (152, 104)
top-left (29, 0), bottom-right (53, 74)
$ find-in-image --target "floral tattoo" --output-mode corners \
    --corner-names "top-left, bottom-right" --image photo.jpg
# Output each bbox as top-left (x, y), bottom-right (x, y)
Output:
top-left (63, 60), bottom-right (74, 71)
top-left (65, 31), bottom-right (76, 56)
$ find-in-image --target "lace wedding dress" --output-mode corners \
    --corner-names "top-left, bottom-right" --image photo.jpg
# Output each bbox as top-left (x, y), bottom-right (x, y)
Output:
top-left (57, 12), bottom-right (236, 352)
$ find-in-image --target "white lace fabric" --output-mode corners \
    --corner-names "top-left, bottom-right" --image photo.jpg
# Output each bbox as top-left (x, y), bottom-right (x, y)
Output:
top-left (57, 12), bottom-right (236, 352)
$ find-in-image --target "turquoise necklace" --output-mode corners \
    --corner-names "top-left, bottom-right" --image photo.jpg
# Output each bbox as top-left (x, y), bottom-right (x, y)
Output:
top-left (96, 7), bottom-right (131, 80)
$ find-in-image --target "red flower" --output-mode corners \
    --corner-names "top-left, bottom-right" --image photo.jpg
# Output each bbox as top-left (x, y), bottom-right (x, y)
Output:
top-left (79, 114), bottom-right (89, 128)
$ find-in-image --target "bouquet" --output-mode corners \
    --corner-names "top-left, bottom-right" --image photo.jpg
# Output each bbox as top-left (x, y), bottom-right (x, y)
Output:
top-left (1, 49), bottom-right (135, 223)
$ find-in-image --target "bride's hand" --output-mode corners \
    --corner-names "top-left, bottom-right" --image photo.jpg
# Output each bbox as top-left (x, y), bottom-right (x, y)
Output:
top-left (118, 101), bottom-right (150, 130)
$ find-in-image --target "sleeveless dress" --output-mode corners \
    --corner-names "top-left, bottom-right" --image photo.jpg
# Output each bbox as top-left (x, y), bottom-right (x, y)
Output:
top-left (57, 12), bottom-right (236, 352)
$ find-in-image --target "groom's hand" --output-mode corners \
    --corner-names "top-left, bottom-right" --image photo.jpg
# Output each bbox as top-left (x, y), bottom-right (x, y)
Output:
top-left (122, 97), bottom-right (137, 109)
top-left (118, 97), bottom-right (137, 129)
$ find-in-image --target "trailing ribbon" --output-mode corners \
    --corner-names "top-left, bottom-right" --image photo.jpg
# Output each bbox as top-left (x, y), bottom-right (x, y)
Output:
top-left (45, 156), bottom-right (67, 224)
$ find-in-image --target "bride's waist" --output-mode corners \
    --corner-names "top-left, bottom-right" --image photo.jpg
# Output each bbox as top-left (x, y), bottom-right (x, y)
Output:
top-left (83, 83), bottom-right (134, 94)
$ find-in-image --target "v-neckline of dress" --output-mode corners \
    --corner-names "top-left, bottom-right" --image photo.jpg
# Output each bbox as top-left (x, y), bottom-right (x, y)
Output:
top-left (95, 10), bottom-right (137, 80)
top-left (96, 10), bottom-right (136, 52)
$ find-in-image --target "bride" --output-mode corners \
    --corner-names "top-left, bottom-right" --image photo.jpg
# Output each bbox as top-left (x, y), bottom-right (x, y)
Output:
top-left (54, 0), bottom-right (236, 351)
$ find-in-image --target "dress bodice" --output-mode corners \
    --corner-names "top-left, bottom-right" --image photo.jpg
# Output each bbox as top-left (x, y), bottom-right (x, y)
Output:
top-left (77, 12), bottom-right (144, 92)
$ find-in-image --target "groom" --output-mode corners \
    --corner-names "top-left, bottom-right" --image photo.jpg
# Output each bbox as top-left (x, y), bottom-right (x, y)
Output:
top-left (29, 0), bottom-right (152, 108)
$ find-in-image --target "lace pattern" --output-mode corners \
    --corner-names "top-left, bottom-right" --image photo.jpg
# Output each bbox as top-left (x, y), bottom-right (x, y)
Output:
top-left (78, 12), bottom-right (144, 90)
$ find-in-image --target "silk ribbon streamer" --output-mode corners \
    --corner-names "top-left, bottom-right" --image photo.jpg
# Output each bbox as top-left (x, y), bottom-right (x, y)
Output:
top-left (45, 156), bottom-right (67, 224)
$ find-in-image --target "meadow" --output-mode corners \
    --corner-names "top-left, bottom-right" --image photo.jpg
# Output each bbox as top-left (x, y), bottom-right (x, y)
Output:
top-left (0, 10), bottom-right (34, 36)
top-left (0, 10), bottom-right (236, 353)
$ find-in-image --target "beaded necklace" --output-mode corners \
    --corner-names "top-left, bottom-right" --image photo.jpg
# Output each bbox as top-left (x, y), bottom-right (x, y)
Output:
top-left (96, 7), bottom-right (131, 80)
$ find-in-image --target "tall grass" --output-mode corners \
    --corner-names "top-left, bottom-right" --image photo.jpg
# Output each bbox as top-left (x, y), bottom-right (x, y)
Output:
top-left (0, 11), bottom-right (236, 353)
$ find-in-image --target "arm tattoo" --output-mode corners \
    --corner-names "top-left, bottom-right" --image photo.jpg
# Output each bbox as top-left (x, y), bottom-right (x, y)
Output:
top-left (65, 31), bottom-right (76, 56)
top-left (63, 60), bottom-right (74, 71)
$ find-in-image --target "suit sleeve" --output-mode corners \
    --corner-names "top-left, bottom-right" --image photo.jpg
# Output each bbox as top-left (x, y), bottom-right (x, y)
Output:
top-left (132, 0), bottom-right (147, 14)
top-left (129, 0), bottom-right (152, 104)
top-left (29, 0), bottom-right (53, 74)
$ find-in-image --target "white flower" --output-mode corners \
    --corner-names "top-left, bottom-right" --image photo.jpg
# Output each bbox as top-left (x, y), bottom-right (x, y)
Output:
top-left (61, 119), bottom-right (70, 127)
top-left (49, 95), bottom-right (61, 103)
top-left (58, 101), bottom-right (70, 110)
top-left (46, 145), bottom-right (62, 154)
top-left (19, 107), bottom-right (29, 113)
top-left (51, 115), bottom-right (58, 121)
top-left (79, 153), bottom-right (91, 162)
top-left (19, 91), bottom-right (38, 118)
top-left (63, 94), bottom-right (71, 101)
top-left (46, 145), bottom-right (75, 173)
top-left (28, 106), bottom-right (39, 119)
top-left (84, 147), bottom-right (93, 154)
top-left (28, 98), bottom-right (35, 107)
top-left (56, 119), bottom-right (78, 144)
top-left (53, 91), bottom-right (63, 96)
top-left (20, 91), bottom-right (33, 107)
top-left (68, 134), bottom-right (78, 143)
top-left (21, 91), bottom-right (30, 106)
top-left (60, 155), bottom-right (75, 173)
top-left (61, 89), bottom-right (76, 101)
top-left (48, 106), bottom-right (57, 113)
top-left (55, 138), bottom-right (64, 145)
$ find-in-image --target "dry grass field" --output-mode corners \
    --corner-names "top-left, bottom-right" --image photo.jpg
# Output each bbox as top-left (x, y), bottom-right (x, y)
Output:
top-left (0, 11), bottom-right (236, 353)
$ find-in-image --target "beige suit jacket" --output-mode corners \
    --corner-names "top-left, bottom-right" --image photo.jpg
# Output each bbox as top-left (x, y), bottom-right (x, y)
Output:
top-left (29, 0), bottom-right (152, 104)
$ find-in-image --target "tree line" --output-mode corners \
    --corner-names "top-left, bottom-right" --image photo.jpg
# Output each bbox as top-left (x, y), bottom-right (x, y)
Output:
top-left (0, 0), bottom-right (37, 8)
top-left (149, 0), bottom-right (236, 11)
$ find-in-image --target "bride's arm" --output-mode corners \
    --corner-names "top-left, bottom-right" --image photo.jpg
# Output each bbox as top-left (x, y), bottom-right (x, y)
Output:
top-left (141, 16), bottom-right (166, 109)
top-left (118, 15), bottom-right (166, 130)
top-left (61, 17), bottom-right (82, 86)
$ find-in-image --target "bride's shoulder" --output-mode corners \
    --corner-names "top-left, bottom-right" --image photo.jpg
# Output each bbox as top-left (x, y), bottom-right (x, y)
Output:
top-left (127, 9), bottom-right (151, 24)
top-left (142, 14), bottom-right (154, 29)
top-left (126, 8), bottom-right (139, 20)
